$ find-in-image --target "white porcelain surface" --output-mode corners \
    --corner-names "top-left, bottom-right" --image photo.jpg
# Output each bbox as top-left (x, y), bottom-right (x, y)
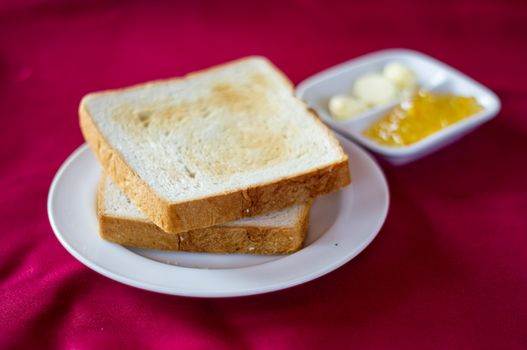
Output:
top-left (47, 135), bottom-right (389, 297)
top-left (296, 49), bottom-right (501, 164)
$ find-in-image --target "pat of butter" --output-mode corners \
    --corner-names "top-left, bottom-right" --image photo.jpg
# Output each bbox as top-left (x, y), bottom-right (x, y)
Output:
top-left (352, 73), bottom-right (397, 106)
top-left (383, 62), bottom-right (417, 90)
top-left (328, 95), bottom-right (367, 121)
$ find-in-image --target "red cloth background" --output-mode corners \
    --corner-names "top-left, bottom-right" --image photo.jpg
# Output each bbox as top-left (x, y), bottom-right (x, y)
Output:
top-left (1, 0), bottom-right (526, 349)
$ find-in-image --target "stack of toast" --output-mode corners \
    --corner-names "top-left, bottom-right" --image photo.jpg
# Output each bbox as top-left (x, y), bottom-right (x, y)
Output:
top-left (80, 57), bottom-right (351, 255)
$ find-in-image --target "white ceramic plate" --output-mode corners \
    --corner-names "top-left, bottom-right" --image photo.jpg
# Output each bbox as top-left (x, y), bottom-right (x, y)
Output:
top-left (297, 49), bottom-right (501, 164)
top-left (48, 135), bottom-right (389, 297)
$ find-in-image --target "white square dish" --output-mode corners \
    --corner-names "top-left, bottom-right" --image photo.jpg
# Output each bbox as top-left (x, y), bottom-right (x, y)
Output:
top-left (296, 49), bottom-right (501, 165)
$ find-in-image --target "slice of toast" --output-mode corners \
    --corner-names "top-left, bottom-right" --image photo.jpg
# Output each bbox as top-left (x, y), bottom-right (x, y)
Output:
top-left (98, 175), bottom-right (310, 255)
top-left (81, 56), bottom-right (350, 233)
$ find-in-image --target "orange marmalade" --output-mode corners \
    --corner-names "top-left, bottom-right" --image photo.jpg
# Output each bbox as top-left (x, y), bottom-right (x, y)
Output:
top-left (363, 90), bottom-right (483, 146)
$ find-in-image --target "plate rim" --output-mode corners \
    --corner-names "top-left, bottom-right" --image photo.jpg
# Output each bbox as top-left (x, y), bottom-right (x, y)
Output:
top-left (48, 136), bottom-right (389, 297)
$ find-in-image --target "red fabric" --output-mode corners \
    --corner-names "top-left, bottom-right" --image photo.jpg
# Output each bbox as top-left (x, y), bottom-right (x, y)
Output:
top-left (1, 0), bottom-right (526, 348)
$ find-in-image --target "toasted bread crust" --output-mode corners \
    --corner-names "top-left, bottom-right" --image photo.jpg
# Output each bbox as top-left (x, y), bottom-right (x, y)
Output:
top-left (80, 56), bottom-right (293, 98)
top-left (98, 200), bottom-right (310, 255)
top-left (80, 57), bottom-right (351, 233)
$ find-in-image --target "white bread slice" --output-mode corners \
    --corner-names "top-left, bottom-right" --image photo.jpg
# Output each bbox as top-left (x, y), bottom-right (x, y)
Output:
top-left (81, 56), bottom-right (350, 233)
top-left (98, 175), bottom-right (310, 254)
